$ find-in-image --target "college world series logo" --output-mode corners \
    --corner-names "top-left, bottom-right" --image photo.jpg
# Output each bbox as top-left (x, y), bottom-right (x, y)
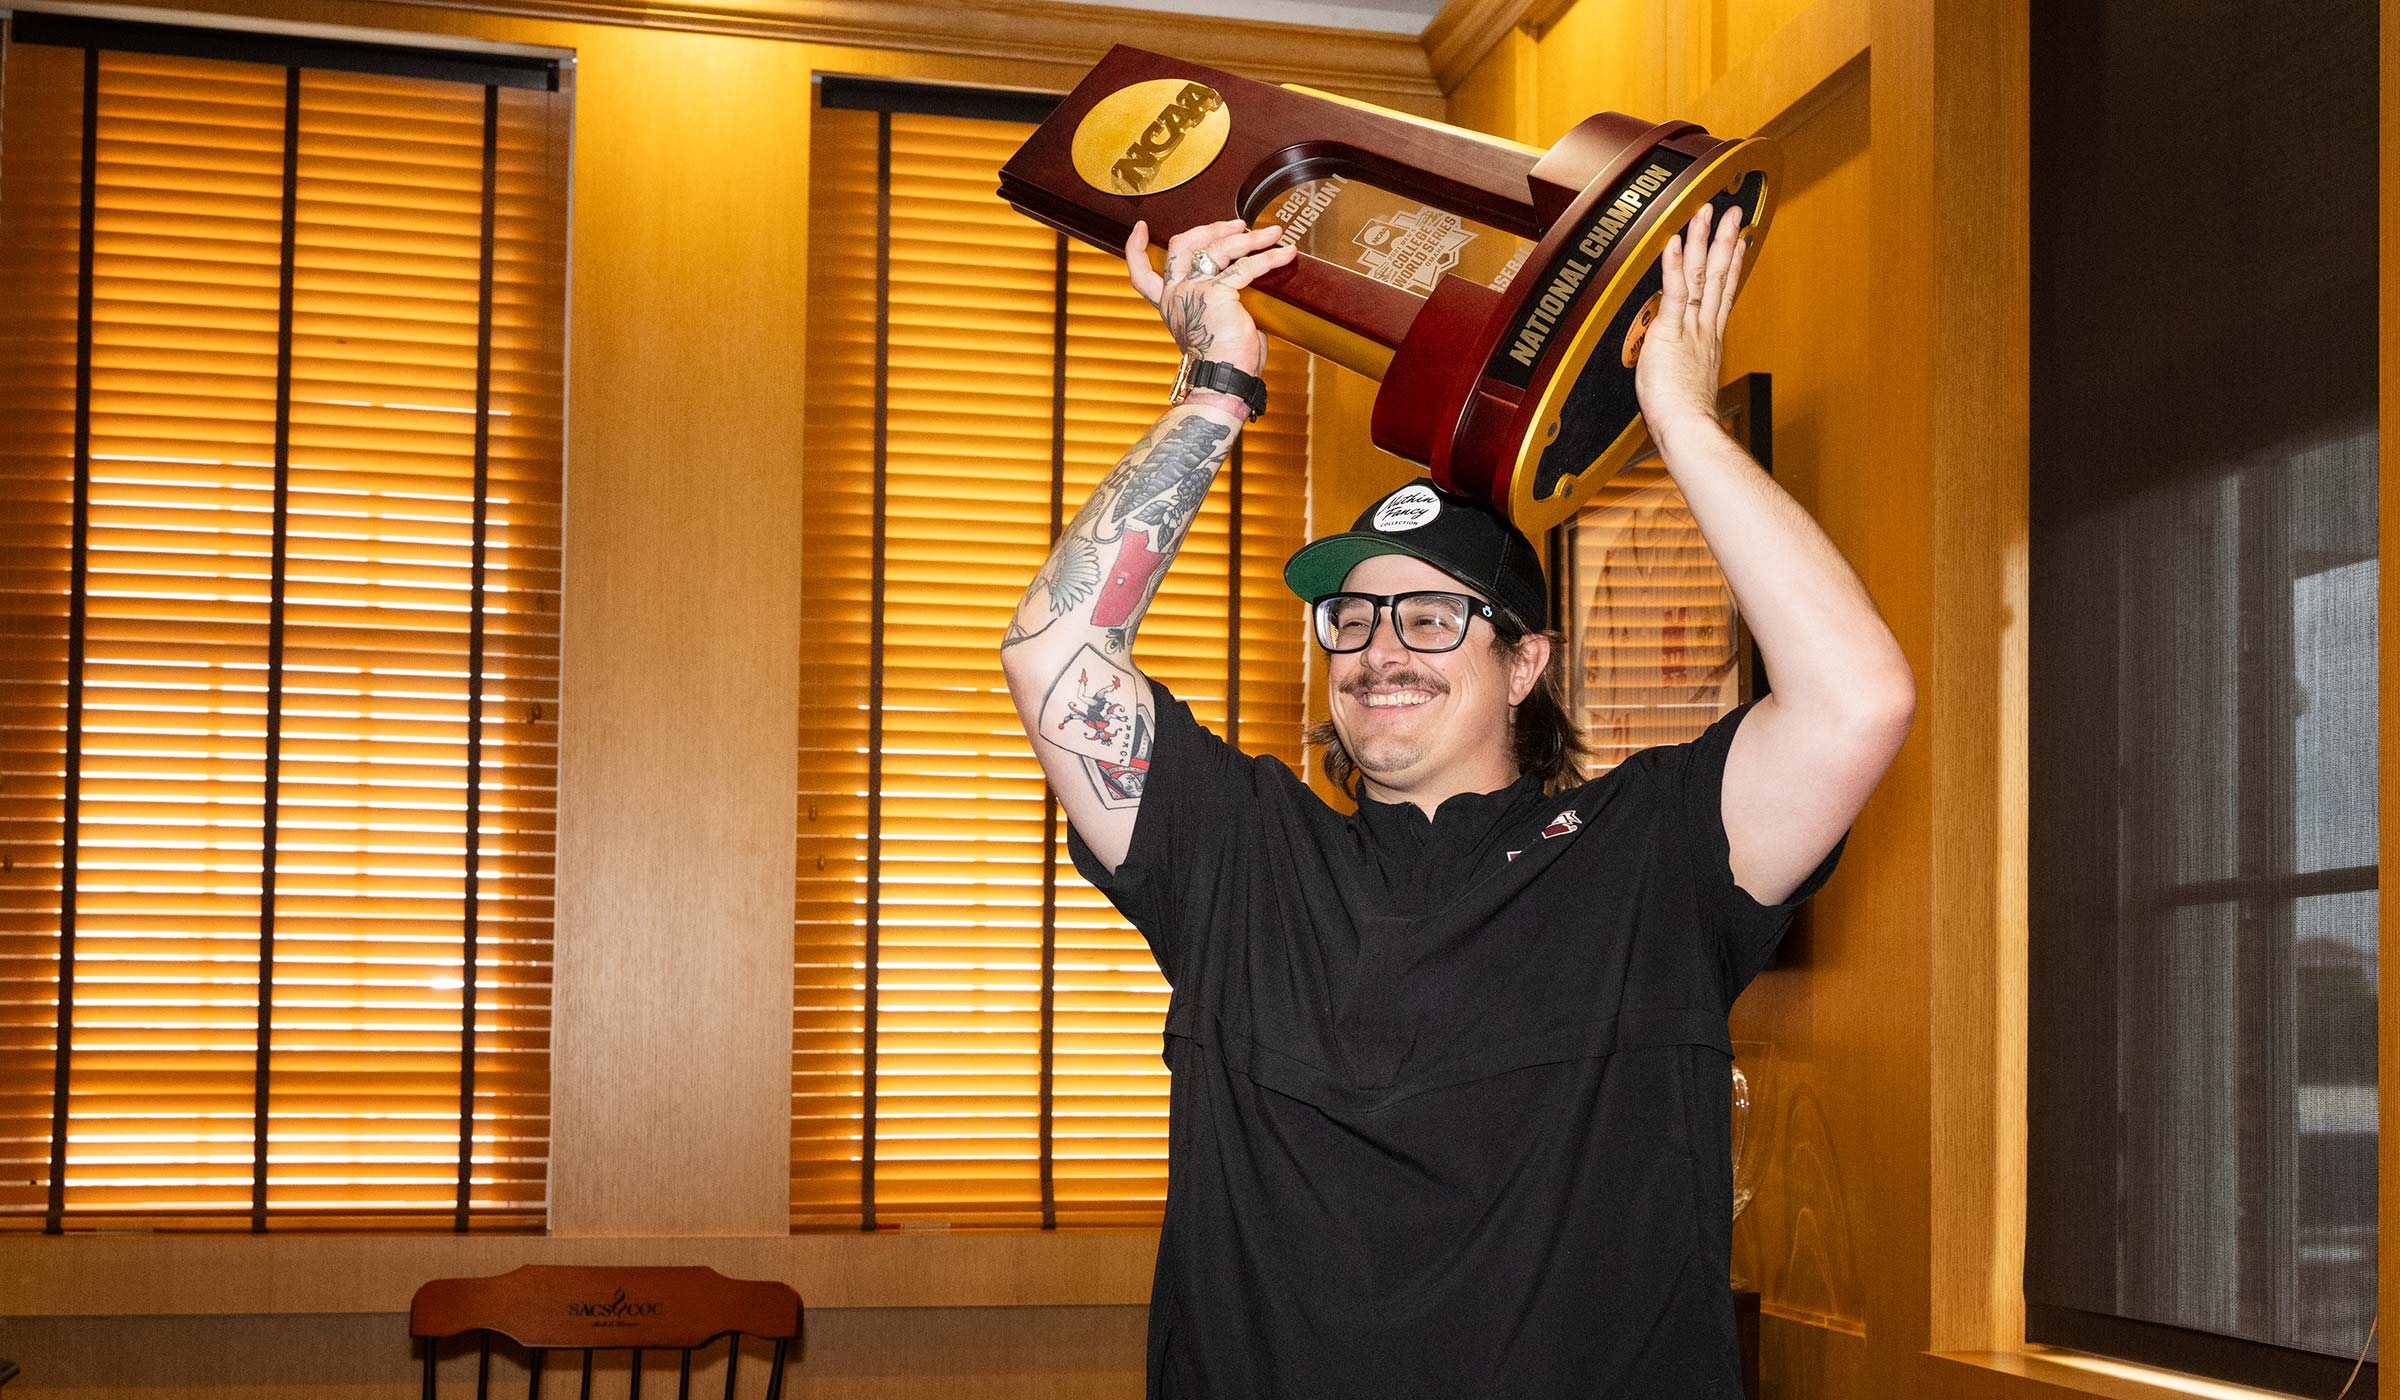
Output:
top-left (1353, 206), bottom-right (1478, 294)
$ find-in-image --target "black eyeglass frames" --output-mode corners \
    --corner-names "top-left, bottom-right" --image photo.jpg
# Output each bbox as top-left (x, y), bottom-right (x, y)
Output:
top-left (1311, 590), bottom-right (1496, 654)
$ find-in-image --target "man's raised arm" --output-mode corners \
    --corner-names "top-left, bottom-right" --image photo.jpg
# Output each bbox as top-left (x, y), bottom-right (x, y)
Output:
top-left (998, 217), bottom-right (1293, 871)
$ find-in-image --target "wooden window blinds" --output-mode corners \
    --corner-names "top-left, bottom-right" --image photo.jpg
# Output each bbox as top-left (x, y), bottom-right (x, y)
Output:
top-left (795, 82), bottom-right (1311, 1230)
top-left (0, 15), bottom-right (569, 1232)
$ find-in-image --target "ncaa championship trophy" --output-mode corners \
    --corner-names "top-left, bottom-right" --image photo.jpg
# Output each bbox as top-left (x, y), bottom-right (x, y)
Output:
top-left (997, 46), bottom-right (1781, 533)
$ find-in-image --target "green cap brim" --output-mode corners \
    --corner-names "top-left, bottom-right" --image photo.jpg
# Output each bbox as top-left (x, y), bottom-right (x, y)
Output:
top-left (1282, 534), bottom-right (1452, 604)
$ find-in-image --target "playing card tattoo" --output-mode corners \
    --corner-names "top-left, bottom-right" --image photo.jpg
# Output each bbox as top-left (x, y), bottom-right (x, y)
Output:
top-left (1087, 700), bottom-right (1152, 808)
top-left (1042, 645), bottom-right (1140, 768)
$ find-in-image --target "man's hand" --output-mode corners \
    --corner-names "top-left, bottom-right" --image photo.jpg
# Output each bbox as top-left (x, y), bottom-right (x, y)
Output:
top-left (1124, 218), bottom-right (1295, 377)
top-left (1633, 202), bottom-right (1749, 444)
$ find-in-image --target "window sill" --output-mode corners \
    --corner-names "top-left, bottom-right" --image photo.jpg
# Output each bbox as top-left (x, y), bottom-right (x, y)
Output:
top-left (2, 1227), bottom-right (1162, 1317)
top-left (1926, 1347), bottom-right (2335, 1400)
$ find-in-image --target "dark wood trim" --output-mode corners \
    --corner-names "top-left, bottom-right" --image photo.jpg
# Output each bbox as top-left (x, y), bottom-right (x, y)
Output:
top-left (819, 72), bottom-right (1059, 125)
top-left (9, 10), bottom-right (559, 88)
top-left (43, 43), bottom-right (101, 1238)
top-left (250, 64), bottom-right (304, 1235)
top-left (858, 109), bottom-right (892, 1233)
top-left (453, 82), bottom-right (502, 1235)
top-left (1037, 231), bottom-right (1069, 1232)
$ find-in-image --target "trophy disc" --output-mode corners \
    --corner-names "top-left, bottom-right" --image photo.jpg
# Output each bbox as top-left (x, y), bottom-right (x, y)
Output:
top-left (1474, 140), bottom-right (1781, 533)
top-left (1068, 78), bottom-right (1234, 197)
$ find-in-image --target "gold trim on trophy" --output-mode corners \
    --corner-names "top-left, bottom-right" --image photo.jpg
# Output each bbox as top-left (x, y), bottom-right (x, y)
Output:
top-left (1277, 84), bottom-right (1547, 159)
top-left (1502, 139), bottom-right (1781, 530)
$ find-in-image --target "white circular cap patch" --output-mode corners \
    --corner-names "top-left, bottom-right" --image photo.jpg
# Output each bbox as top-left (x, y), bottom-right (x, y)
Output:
top-left (1373, 483), bottom-right (1442, 532)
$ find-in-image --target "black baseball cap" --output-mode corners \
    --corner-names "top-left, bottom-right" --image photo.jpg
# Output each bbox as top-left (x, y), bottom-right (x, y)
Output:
top-left (1283, 480), bottom-right (1548, 631)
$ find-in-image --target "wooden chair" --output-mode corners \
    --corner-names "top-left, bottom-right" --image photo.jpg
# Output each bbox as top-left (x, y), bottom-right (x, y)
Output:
top-left (409, 1264), bottom-right (801, 1400)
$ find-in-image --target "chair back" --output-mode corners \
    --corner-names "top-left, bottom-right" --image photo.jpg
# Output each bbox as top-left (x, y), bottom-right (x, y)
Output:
top-left (409, 1264), bottom-right (801, 1399)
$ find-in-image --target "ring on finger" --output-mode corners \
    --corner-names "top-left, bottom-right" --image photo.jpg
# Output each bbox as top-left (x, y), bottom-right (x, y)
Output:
top-left (1191, 249), bottom-right (1221, 278)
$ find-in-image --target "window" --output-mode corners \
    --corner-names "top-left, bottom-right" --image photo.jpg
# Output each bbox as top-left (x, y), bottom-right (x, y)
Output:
top-left (0, 14), bottom-right (570, 1232)
top-left (2027, 0), bottom-right (2378, 1388)
top-left (792, 78), bottom-right (1310, 1230)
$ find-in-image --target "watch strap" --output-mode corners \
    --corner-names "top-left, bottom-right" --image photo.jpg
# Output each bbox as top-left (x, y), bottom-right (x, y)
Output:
top-left (1173, 355), bottom-right (1267, 421)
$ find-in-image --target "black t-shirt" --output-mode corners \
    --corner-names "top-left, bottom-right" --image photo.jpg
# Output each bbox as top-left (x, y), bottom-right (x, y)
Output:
top-left (1067, 685), bottom-right (1847, 1400)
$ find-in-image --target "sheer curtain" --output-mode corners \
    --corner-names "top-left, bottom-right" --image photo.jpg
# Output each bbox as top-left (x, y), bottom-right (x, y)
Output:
top-left (2026, 1), bottom-right (2378, 1387)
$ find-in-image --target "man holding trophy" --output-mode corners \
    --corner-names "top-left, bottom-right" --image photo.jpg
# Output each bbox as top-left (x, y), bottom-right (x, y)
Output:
top-left (998, 50), bottom-right (1912, 1400)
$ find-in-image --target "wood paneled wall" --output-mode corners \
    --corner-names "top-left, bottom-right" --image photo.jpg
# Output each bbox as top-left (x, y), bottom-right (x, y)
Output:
top-left (548, 18), bottom-right (814, 1240)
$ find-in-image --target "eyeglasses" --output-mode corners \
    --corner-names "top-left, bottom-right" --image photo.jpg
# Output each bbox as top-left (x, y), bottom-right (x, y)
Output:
top-left (1311, 590), bottom-right (1495, 654)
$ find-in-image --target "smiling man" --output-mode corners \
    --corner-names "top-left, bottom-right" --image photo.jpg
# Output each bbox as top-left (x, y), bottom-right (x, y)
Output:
top-left (1284, 481), bottom-right (1571, 810)
top-left (1000, 209), bottom-right (1912, 1400)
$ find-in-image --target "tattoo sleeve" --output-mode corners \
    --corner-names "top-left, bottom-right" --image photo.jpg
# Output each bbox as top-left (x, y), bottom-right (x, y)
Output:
top-left (1034, 644), bottom-right (1154, 809)
top-left (1002, 407), bottom-right (1235, 657)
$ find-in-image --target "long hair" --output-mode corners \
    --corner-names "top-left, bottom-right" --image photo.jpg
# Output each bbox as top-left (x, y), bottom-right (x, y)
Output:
top-left (1307, 616), bottom-right (1590, 799)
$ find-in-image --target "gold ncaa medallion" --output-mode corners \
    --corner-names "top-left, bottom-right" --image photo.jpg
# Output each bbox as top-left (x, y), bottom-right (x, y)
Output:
top-left (1071, 79), bottom-right (1231, 197)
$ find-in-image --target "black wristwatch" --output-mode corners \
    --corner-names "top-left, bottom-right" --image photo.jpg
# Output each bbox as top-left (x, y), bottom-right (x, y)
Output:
top-left (1170, 353), bottom-right (1268, 422)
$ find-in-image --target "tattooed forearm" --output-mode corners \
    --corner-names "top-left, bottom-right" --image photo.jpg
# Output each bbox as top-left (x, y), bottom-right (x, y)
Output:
top-left (1034, 535), bottom-right (1099, 613)
top-left (1083, 416), bottom-right (1231, 649)
top-left (1003, 408), bottom-right (1234, 656)
top-left (1107, 420), bottom-right (1221, 535)
top-left (1165, 288), bottom-right (1214, 358)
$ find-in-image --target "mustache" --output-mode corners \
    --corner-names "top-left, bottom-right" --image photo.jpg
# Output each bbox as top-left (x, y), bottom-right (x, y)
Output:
top-left (1342, 667), bottom-right (1449, 697)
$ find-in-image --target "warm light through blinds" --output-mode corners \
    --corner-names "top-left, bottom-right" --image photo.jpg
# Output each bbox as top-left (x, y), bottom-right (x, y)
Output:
top-left (795, 92), bottom-right (1309, 1230)
top-left (0, 21), bottom-right (569, 1232)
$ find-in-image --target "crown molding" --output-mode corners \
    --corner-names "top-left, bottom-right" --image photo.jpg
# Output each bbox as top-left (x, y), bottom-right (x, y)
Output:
top-left (361, 0), bottom-right (1444, 110)
top-left (1419, 0), bottom-right (1572, 91)
top-left (1683, 0), bottom-right (1867, 141)
top-left (1418, 0), bottom-right (1529, 92)
top-left (1515, 0), bottom-right (1574, 39)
